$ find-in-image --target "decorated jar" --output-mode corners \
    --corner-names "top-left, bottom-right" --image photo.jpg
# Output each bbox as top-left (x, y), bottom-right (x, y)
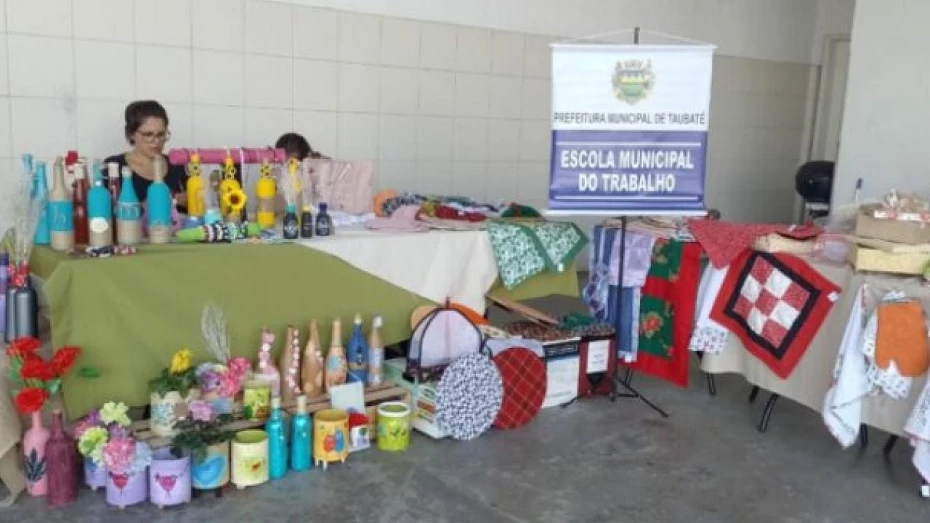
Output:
top-left (149, 448), bottom-right (191, 508)
top-left (313, 409), bottom-right (349, 469)
top-left (106, 468), bottom-right (148, 509)
top-left (377, 402), bottom-right (411, 452)
top-left (191, 441), bottom-right (230, 491)
top-left (84, 458), bottom-right (107, 490)
top-left (242, 380), bottom-right (271, 421)
top-left (149, 390), bottom-right (198, 438)
top-left (231, 430), bottom-right (269, 489)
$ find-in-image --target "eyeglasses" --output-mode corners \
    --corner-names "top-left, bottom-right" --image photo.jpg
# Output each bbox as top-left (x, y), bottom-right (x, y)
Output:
top-left (137, 130), bottom-right (171, 143)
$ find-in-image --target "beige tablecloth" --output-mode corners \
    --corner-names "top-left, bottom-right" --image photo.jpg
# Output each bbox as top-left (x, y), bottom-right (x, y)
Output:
top-left (701, 259), bottom-right (928, 437)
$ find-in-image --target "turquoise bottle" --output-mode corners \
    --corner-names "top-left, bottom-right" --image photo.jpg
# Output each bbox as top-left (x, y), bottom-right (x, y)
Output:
top-left (116, 166), bottom-right (142, 245)
top-left (86, 161), bottom-right (113, 248)
top-left (30, 157), bottom-right (50, 246)
top-left (290, 395), bottom-right (311, 472)
top-left (146, 156), bottom-right (172, 244)
top-left (266, 397), bottom-right (288, 480)
top-left (47, 158), bottom-right (74, 252)
top-left (346, 314), bottom-right (369, 384)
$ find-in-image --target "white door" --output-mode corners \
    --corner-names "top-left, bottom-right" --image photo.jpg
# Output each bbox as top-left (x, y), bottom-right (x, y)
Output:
top-left (813, 38), bottom-right (851, 161)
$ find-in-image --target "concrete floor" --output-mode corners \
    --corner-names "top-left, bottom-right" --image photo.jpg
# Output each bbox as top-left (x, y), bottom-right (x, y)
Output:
top-left (4, 295), bottom-right (930, 522)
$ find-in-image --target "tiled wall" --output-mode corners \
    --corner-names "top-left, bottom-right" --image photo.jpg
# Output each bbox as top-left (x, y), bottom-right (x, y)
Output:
top-left (0, 0), bottom-right (813, 237)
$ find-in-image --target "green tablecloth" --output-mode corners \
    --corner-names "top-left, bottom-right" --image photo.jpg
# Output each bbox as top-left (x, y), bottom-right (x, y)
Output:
top-left (30, 243), bottom-right (578, 418)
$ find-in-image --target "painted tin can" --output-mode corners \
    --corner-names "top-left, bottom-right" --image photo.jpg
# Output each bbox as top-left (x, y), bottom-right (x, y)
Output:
top-left (231, 430), bottom-right (269, 489)
top-left (377, 401), bottom-right (411, 452)
top-left (313, 409), bottom-right (349, 469)
top-left (243, 380), bottom-right (271, 421)
top-left (191, 441), bottom-right (229, 491)
top-left (149, 448), bottom-right (191, 508)
top-left (105, 468), bottom-right (148, 509)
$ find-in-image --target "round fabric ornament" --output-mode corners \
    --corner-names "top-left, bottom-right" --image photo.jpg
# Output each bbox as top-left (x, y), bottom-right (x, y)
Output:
top-left (492, 348), bottom-right (546, 430)
top-left (436, 353), bottom-right (503, 441)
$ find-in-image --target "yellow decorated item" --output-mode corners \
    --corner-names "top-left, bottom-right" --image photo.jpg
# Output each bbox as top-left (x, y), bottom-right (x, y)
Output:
top-left (186, 153), bottom-right (205, 218)
top-left (255, 159), bottom-right (277, 229)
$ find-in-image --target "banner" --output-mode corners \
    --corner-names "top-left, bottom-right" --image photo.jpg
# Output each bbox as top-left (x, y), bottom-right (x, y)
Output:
top-left (549, 43), bottom-right (715, 213)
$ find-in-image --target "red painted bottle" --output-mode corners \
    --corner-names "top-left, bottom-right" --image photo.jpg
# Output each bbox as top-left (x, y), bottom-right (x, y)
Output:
top-left (46, 410), bottom-right (78, 507)
top-left (72, 163), bottom-right (89, 245)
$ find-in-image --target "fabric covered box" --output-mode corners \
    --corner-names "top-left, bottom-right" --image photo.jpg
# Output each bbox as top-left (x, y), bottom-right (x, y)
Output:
top-left (847, 240), bottom-right (930, 275)
top-left (856, 207), bottom-right (930, 245)
top-left (383, 358), bottom-right (447, 439)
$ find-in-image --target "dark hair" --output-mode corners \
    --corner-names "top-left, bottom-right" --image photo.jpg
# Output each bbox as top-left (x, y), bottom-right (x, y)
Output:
top-left (124, 100), bottom-right (169, 144)
top-left (275, 133), bottom-right (316, 160)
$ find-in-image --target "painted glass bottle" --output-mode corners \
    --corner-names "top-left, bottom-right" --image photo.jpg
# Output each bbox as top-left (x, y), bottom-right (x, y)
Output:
top-left (290, 395), bottom-right (311, 472)
top-left (300, 206), bottom-right (314, 238)
top-left (0, 253), bottom-right (8, 340)
top-left (116, 166), bottom-right (142, 245)
top-left (87, 161), bottom-right (113, 248)
top-left (368, 315), bottom-right (384, 387)
top-left (186, 153), bottom-right (205, 219)
top-left (48, 158), bottom-right (74, 252)
top-left (31, 158), bottom-right (50, 246)
top-left (315, 202), bottom-right (333, 237)
top-left (147, 156), bottom-right (172, 244)
top-left (255, 159), bottom-right (276, 229)
top-left (282, 204), bottom-right (299, 239)
top-left (46, 410), bottom-right (78, 507)
top-left (107, 162), bottom-right (121, 240)
top-left (324, 318), bottom-right (348, 392)
top-left (346, 314), bottom-right (369, 385)
top-left (256, 327), bottom-right (282, 399)
top-left (266, 397), bottom-right (288, 480)
top-left (279, 326), bottom-right (302, 404)
top-left (301, 319), bottom-right (325, 398)
top-left (71, 161), bottom-right (89, 246)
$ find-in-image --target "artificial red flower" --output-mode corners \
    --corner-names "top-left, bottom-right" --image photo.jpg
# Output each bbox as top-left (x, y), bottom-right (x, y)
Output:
top-left (20, 359), bottom-right (56, 381)
top-left (5, 336), bottom-right (41, 358)
top-left (14, 387), bottom-right (48, 414)
top-left (51, 346), bottom-right (80, 375)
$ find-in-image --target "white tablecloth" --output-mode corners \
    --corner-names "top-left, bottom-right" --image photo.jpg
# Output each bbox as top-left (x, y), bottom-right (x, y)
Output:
top-left (294, 228), bottom-right (498, 313)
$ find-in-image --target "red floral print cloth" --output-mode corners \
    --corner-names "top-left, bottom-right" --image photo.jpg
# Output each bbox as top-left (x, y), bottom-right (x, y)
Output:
top-left (687, 219), bottom-right (822, 269)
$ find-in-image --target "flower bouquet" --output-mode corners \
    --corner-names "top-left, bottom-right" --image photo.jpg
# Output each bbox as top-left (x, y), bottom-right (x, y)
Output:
top-left (148, 349), bottom-right (200, 438)
top-left (100, 427), bottom-right (152, 508)
top-left (73, 402), bottom-right (132, 490)
top-left (5, 336), bottom-right (80, 496)
top-left (171, 400), bottom-right (235, 491)
top-left (198, 303), bottom-right (251, 414)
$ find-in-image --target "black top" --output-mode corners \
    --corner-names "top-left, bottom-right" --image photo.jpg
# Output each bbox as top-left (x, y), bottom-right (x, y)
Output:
top-left (103, 154), bottom-right (189, 202)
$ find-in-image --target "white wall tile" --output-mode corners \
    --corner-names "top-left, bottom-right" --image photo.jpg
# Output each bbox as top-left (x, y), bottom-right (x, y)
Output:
top-left (245, 54), bottom-right (293, 108)
top-left (417, 161), bottom-right (452, 195)
top-left (519, 120), bottom-right (550, 161)
top-left (75, 100), bottom-right (127, 157)
top-left (192, 0), bottom-right (244, 52)
top-left (486, 161), bottom-right (520, 199)
top-left (523, 35), bottom-right (552, 78)
top-left (418, 70), bottom-right (454, 116)
top-left (294, 59), bottom-right (338, 111)
top-left (293, 110), bottom-right (337, 156)
top-left (455, 27), bottom-right (491, 73)
top-left (453, 118), bottom-right (487, 162)
top-left (454, 73), bottom-right (489, 118)
top-left (135, 0), bottom-right (191, 47)
top-left (419, 23), bottom-right (456, 70)
top-left (292, 5), bottom-right (338, 60)
top-left (518, 160), bottom-right (548, 206)
top-left (193, 50), bottom-right (245, 106)
top-left (521, 78), bottom-right (550, 120)
top-left (451, 162), bottom-right (487, 200)
top-left (338, 11), bottom-right (381, 64)
top-left (0, 36), bottom-right (9, 96)
top-left (378, 160), bottom-right (416, 191)
top-left (489, 76), bottom-right (523, 119)
top-left (379, 115), bottom-right (418, 161)
top-left (337, 113), bottom-right (379, 159)
top-left (417, 116), bottom-right (453, 161)
top-left (487, 119), bottom-right (521, 161)
top-left (11, 98), bottom-right (76, 157)
top-left (491, 31), bottom-right (524, 76)
top-left (6, 0), bottom-right (72, 37)
top-left (245, 107), bottom-right (292, 145)
top-left (0, 0), bottom-right (6, 31)
top-left (380, 67), bottom-right (418, 115)
top-left (380, 18), bottom-right (419, 67)
top-left (246, 0), bottom-right (292, 56)
top-left (0, 99), bottom-right (11, 157)
top-left (75, 41), bottom-right (136, 100)
top-left (7, 36), bottom-right (74, 98)
top-left (75, 0), bottom-right (134, 42)
top-left (136, 46), bottom-right (192, 103)
top-left (163, 102), bottom-right (194, 150)
top-left (193, 105), bottom-right (244, 146)
top-left (338, 63), bottom-right (380, 112)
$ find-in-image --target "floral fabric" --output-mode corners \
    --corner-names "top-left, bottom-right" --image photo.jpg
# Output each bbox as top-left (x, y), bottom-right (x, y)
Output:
top-left (487, 221), bottom-right (588, 290)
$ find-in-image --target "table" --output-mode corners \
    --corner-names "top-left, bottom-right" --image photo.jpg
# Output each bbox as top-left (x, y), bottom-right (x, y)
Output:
top-left (29, 232), bottom-right (578, 419)
top-left (700, 259), bottom-right (927, 438)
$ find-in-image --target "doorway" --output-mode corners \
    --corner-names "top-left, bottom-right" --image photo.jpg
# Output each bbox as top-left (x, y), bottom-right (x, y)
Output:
top-left (811, 36), bottom-right (851, 162)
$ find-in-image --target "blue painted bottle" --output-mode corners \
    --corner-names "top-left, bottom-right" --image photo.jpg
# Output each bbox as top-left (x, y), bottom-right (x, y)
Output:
top-left (290, 395), bottom-right (311, 472)
top-left (147, 156), bottom-right (172, 244)
top-left (47, 158), bottom-right (74, 252)
top-left (266, 397), bottom-right (288, 479)
top-left (86, 160), bottom-right (113, 248)
top-left (30, 158), bottom-right (50, 246)
top-left (346, 314), bottom-right (369, 384)
top-left (116, 166), bottom-right (142, 245)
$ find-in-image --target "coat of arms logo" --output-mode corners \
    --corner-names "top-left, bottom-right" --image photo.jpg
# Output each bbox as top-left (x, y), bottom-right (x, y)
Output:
top-left (612, 59), bottom-right (655, 104)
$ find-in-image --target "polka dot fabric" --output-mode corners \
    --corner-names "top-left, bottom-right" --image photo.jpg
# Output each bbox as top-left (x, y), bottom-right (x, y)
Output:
top-left (492, 348), bottom-right (546, 430)
top-left (436, 353), bottom-right (504, 441)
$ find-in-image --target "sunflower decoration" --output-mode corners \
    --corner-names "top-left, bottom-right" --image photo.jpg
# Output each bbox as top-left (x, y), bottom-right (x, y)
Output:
top-left (219, 156), bottom-right (242, 197)
top-left (222, 188), bottom-right (247, 222)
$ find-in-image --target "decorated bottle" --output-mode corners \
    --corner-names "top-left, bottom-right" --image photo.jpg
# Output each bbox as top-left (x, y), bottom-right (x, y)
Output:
top-left (300, 206), bottom-right (313, 238)
top-left (315, 202), bottom-right (332, 237)
top-left (86, 161), bottom-right (113, 248)
top-left (107, 162), bottom-right (121, 239)
top-left (13, 264), bottom-right (37, 338)
top-left (255, 159), bottom-right (276, 229)
top-left (0, 253), bottom-right (8, 339)
top-left (116, 166), bottom-right (142, 245)
top-left (256, 327), bottom-right (282, 398)
top-left (324, 318), bottom-right (347, 392)
top-left (186, 154), bottom-right (205, 219)
top-left (147, 156), bottom-right (172, 244)
top-left (290, 395), bottom-right (311, 472)
top-left (346, 314), bottom-right (369, 385)
top-left (23, 410), bottom-right (50, 496)
top-left (266, 397), bottom-right (288, 480)
top-left (65, 151), bottom-right (78, 188)
top-left (46, 410), bottom-right (78, 507)
top-left (282, 204), bottom-right (299, 240)
top-left (71, 161), bottom-right (89, 245)
top-left (368, 315), bottom-right (384, 387)
top-left (31, 158), bottom-right (50, 246)
top-left (279, 326), bottom-right (302, 404)
top-left (301, 319), bottom-right (325, 398)
top-left (47, 158), bottom-right (74, 252)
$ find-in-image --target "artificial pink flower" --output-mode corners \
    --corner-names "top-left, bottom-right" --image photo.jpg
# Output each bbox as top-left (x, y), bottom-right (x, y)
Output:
top-left (188, 399), bottom-right (214, 422)
top-left (228, 357), bottom-right (251, 379)
top-left (102, 437), bottom-right (136, 474)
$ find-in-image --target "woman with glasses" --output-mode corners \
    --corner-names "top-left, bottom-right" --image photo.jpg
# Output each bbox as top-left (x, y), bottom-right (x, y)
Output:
top-left (104, 100), bottom-right (189, 209)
